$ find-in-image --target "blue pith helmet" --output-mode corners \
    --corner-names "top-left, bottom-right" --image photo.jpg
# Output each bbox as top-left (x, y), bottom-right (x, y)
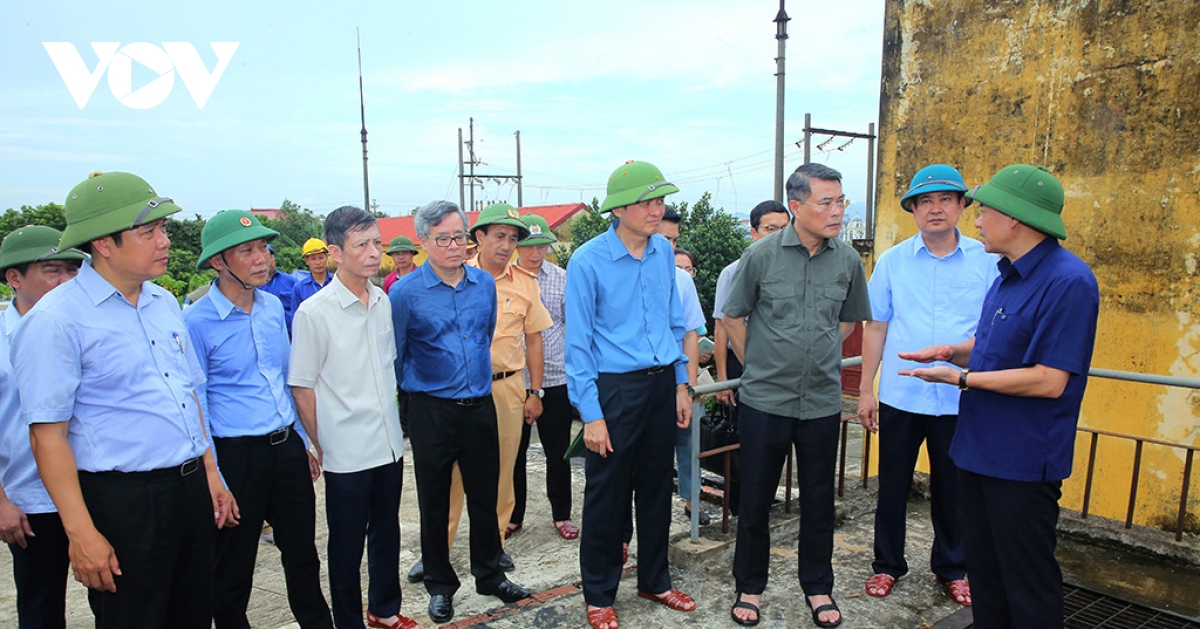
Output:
top-left (900, 164), bottom-right (972, 212)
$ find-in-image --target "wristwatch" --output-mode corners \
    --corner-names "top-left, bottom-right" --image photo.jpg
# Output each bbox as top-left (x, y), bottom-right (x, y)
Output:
top-left (686, 385), bottom-right (697, 398)
top-left (958, 369), bottom-right (971, 391)
top-left (527, 389), bottom-right (545, 399)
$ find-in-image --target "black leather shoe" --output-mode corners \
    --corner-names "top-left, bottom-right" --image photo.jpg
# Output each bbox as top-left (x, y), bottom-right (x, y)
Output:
top-left (498, 551), bottom-right (515, 572)
top-left (407, 559), bottom-right (424, 583)
top-left (427, 593), bottom-right (453, 623)
top-left (476, 578), bottom-right (531, 603)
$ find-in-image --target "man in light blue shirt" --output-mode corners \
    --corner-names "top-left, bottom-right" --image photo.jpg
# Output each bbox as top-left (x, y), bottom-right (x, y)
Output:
top-left (857, 165), bottom-right (998, 607)
top-left (184, 210), bottom-right (332, 629)
top-left (565, 160), bottom-right (695, 629)
top-left (0, 225), bottom-right (85, 629)
top-left (12, 171), bottom-right (236, 629)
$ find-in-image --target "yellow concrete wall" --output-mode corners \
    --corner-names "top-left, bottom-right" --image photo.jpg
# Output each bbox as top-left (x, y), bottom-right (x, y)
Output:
top-left (874, 0), bottom-right (1200, 530)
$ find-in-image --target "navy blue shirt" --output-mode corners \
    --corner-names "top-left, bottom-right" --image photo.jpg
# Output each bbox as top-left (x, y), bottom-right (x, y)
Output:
top-left (261, 269), bottom-right (297, 336)
top-left (290, 270), bottom-right (332, 316)
top-left (390, 263), bottom-right (497, 399)
top-left (951, 238), bottom-right (1099, 482)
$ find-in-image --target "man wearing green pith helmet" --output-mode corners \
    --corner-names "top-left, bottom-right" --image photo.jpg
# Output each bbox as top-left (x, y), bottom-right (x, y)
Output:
top-left (11, 171), bottom-right (238, 629)
top-left (185, 210), bottom-right (334, 629)
top-left (900, 164), bottom-right (1099, 628)
top-left (565, 160), bottom-right (696, 629)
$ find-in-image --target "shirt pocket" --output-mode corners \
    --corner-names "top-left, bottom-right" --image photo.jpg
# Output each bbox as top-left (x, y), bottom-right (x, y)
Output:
top-left (982, 311), bottom-right (1034, 368)
top-left (950, 280), bottom-right (988, 318)
top-left (820, 282), bottom-right (850, 326)
top-left (761, 281), bottom-right (799, 327)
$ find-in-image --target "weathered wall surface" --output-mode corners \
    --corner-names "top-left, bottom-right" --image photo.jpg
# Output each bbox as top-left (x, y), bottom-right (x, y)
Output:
top-left (875, 0), bottom-right (1200, 529)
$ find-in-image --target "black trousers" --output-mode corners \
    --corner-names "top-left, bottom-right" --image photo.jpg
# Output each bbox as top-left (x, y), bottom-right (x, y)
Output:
top-left (212, 430), bottom-right (332, 629)
top-left (512, 384), bottom-right (574, 523)
top-left (7, 511), bottom-right (69, 629)
top-left (408, 392), bottom-right (504, 596)
top-left (324, 459), bottom-right (404, 629)
top-left (78, 460), bottom-right (215, 629)
top-left (580, 369), bottom-right (675, 607)
top-left (959, 469), bottom-right (1064, 629)
top-left (872, 403), bottom-right (965, 581)
top-left (733, 405), bottom-right (840, 596)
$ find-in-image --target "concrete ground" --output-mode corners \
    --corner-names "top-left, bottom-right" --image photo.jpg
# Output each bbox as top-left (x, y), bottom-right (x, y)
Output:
top-left (0, 410), bottom-right (983, 628)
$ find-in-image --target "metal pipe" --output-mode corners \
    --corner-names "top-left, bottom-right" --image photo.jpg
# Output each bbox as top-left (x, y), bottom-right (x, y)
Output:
top-left (1081, 432), bottom-right (1099, 519)
top-left (1178, 450), bottom-right (1194, 542)
top-left (1126, 440), bottom-right (1143, 529)
top-left (690, 400), bottom-right (702, 543)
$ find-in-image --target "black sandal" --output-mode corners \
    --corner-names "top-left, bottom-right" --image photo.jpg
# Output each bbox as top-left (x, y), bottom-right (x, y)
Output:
top-left (730, 592), bottom-right (761, 627)
top-left (805, 596), bottom-right (841, 628)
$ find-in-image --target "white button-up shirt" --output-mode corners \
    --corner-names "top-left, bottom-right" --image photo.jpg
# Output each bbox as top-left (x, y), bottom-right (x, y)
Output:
top-left (288, 274), bottom-right (403, 473)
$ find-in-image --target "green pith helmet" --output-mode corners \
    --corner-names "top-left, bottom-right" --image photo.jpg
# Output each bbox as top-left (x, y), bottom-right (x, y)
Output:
top-left (386, 236), bottom-right (419, 254)
top-left (518, 213), bottom-right (557, 246)
top-left (0, 225), bottom-right (87, 277)
top-left (470, 203), bottom-right (530, 241)
top-left (59, 171), bottom-right (182, 251)
top-left (197, 210), bottom-right (279, 269)
top-left (968, 164), bottom-right (1067, 239)
top-left (599, 160), bottom-right (678, 213)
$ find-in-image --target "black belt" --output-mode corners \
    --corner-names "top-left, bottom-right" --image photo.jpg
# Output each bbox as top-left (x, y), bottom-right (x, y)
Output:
top-left (85, 456), bottom-right (202, 480)
top-left (639, 366), bottom-right (667, 375)
top-left (214, 425), bottom-right (293, 447)
top-left (452, 396), bottom-right (490, 406)
top-left (492, 370), bottom-right (518, 381)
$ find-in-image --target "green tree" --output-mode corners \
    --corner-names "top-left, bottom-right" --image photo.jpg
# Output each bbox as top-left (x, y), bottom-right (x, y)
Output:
top-left (557, 197), bottom-right (610, 268)
top-left (0, 203), bottom-right (67, 242)
top-left (259, 199), bottom-right (323, 249)
top-left (676, 193), bottom-right (750, 333)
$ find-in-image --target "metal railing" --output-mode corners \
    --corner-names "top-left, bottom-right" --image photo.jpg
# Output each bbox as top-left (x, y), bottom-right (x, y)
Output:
top-left (686, 358), bottom-right (1200, 544)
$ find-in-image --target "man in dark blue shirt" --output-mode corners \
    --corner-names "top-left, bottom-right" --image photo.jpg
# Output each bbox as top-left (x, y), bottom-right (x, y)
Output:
top-left (391, 200), bottom-right (531, 624)
top-left (261, 245), bottom-right (297, 336)
top-left (565, 161), bottom-right (695, 629)
top-left (900, 164), bottom-right (1099, 629)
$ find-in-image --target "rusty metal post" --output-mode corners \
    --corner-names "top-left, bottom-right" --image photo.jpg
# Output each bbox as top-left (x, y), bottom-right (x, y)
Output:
top-left (1081, 433), bottom-right (1099, 519)
top-left (1126, 440), bottom-right (1144, 529)
top-left (723, 452), bottom-right (733, 534)
top-left (1177, 449), bottom-right (1194, 542)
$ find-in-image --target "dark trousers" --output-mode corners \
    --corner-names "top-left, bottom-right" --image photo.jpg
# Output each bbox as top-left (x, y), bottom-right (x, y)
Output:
top-left (408, 393), bottom-right (504, 596)
top-left (78, 460), bottom-right (215, 629)
top-left (959, 470), bottom-right (1064, 629)
top-left (212, 430), bottom-right (332, 629)
top-left (733, 405), bottom-right (840, 596)
top-left (512, 384), bottom-right (574, 523)
top-left (8, 511), bottom-right (69, 629)
top-left (872, 403), bottom-right (965, 580)
top-left (324, 459), bottom-right (404, 629)
top-left (580, 369), bottom-right (675, 607)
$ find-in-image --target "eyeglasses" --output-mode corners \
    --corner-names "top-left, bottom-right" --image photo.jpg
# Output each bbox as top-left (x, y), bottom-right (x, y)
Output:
top-left (758, 224), bottom-right (785, 234)
top-left (677, 265), bottom-right (696, 276)
top-left (801, 197), bottom-right (851, 212)
top-left (433, 233), bottom-right (469, 248)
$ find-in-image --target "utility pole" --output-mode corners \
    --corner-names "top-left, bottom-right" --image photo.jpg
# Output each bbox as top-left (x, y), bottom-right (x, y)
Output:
top-left (515, 131), bottom-right (524, 207)
top-left (773, 0), bottom-right (790, 202)
top-left (357, 29), bottom-right (370, 213)
top-left (455, 120), bottom-right (524, 211)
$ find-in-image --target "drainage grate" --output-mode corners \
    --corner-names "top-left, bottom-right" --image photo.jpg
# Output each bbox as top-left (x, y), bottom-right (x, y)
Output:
top-left (1063, 584), bottom-right (1200, 629)
top-left (934, 583), bottom-right (1200, 629)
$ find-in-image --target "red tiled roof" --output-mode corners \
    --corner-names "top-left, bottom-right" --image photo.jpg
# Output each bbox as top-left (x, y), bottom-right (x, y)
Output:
top-left (377, 203), bottom-right (587, 243)
top-left (250, 208), bottom-right (282, 220)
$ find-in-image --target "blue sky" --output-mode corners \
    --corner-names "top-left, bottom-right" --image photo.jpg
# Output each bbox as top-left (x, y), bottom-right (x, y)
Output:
top-left (1, 0), bottom-right (885, 219)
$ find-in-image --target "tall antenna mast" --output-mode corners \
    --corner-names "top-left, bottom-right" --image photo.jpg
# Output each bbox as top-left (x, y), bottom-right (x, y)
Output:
top-left (357, 28), bottom-right (371, 213)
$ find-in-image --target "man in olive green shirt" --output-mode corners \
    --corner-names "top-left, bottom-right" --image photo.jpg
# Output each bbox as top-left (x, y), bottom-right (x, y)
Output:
top-left (722, 162), bottom-right (871, 628)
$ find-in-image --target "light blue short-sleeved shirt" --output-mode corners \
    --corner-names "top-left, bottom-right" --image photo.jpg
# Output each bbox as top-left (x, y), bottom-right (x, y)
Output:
top-left (868, 231), bottom-right (999, 416)
top-left (11, 262), bottom-right (210, 473)
top-left (0, 309), bottom-right (54, 513)
top-left (675, 267), bottom-right (706, 333)
top-left (185, 282), bottom-right (307, 444)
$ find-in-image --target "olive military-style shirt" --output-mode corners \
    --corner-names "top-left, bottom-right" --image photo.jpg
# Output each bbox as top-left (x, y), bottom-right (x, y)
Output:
top-left (723, 220), bottom-right (871, 420)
